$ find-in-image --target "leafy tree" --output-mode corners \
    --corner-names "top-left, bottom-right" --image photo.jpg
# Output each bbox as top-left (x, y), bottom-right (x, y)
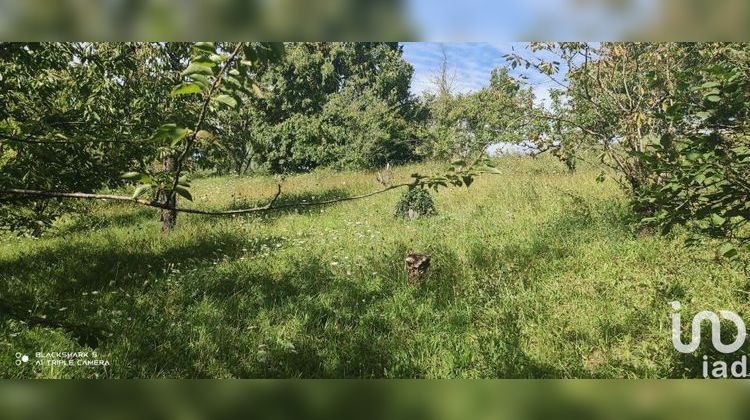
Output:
top-left (250, 42), bottom-right (425, 172)
top-left (0, 42), bottom-right (191, 234)
top-left (122, 42), bottom-right (285, 232)
top-left (633, 43), bottom-right (750, 255)
top-left (508, 42), bottom-right (750, 253)
top-left (421, 66), bottom-right (530, 160)
top-left (318, 84), bottom-right (426, 169)
top-left (505, 42), bottom-right (662, 190)
top-left (205, 96), bottom-right (268, 175)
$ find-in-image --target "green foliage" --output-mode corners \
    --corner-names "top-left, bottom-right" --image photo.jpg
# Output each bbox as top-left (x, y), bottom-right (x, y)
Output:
top-left (3, 41), bottom-right (750, 378)
top-left (184, 42), bottom-right (426, 175)
top-left (632, 44), bottom-right (750, 253)
top-left (0, 42), bottom-right (288, 234)
top-left (511, 42), bottom-right (750, 255)
top-left (117, 42), bottom-right (284, 221)
top-left (394, 186), bottom-right (436, 219)
top-left (0, 42), bottom-right (192, 234)
top-left (393, 156), bottom-right (501, 219)
top-left (246, 42), bottom-right (425, 173)
top-left (205, 101), bottom-right (267, 175)
top-left (420, 66), bottom-right (529, 160)
top-left (410, 156), bottom-right (502, 191)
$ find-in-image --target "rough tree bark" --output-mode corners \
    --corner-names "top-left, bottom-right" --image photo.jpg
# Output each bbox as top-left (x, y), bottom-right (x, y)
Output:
top-left (160, 155), bottom-right (177, 233)
top-left (405, 253), bottom-right (431, 284)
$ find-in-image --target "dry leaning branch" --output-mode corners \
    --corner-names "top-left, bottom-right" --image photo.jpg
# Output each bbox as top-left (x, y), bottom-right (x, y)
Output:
top-left (0, 182), bottom-right (413, 216)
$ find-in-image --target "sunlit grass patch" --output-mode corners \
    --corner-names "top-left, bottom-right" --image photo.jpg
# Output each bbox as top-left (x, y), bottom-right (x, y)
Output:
top-left (1, 156), bottom-right (747, 378)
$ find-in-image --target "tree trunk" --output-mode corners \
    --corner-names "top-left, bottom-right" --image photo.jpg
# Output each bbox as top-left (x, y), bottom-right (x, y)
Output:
top-left (160, 156), bottom-right (177, 233)
top-left (240, 157), bottom-right (251, 175)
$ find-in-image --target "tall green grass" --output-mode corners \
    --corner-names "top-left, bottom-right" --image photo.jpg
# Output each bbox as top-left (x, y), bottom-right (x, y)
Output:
top-left (1, 156), bottom-right (747, 378)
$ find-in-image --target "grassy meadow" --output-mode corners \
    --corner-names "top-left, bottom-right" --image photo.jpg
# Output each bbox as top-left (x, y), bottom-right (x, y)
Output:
top-left (1, 156), bottom-right (748, 378)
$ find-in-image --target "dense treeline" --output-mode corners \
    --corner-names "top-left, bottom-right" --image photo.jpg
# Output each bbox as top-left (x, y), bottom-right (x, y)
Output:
top-left (205, 42), bottom-right (526, 174)
top-left (209, 42), bottom-right (426, 174)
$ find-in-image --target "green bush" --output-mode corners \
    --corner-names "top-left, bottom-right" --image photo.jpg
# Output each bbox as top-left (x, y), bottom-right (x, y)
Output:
top-left (395, 187), bottom-right (436, 219)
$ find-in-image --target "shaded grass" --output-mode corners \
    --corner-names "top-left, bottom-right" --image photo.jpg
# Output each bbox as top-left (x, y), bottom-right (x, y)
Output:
top-left (0, 156), bottom-right (747, 378)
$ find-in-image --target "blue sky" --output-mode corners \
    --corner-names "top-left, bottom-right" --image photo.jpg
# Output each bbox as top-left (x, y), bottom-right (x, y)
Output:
top-left (401, 42), bottom-right (561, 107)
top-left (401, 42), bottom-right (576, 155)
top-left (403, 0), bottom-right (658, 40)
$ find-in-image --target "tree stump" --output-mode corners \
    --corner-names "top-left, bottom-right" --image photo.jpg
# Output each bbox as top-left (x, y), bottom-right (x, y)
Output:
top-left (405, 253), bottom-right (431, 284)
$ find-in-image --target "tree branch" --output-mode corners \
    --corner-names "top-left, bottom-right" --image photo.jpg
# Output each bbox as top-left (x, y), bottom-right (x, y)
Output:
top-left (0, 182), bottom-right (413, 216)
top-left (0, 133), bottom-right (147, 146)
top-left (168, 43), bottom-right (245, 202)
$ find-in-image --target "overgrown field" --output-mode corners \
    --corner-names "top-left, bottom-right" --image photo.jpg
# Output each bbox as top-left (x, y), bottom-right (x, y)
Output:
top-left (1, 156), bottom-right (748, 378)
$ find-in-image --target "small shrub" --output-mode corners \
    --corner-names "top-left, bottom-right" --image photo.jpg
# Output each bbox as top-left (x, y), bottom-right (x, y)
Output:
top-left (395, 187), bottom-right (436, 219)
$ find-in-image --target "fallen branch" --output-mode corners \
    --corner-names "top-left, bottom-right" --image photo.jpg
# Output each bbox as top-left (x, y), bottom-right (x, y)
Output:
top-left (0, 182), bottom-right (413, 216)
